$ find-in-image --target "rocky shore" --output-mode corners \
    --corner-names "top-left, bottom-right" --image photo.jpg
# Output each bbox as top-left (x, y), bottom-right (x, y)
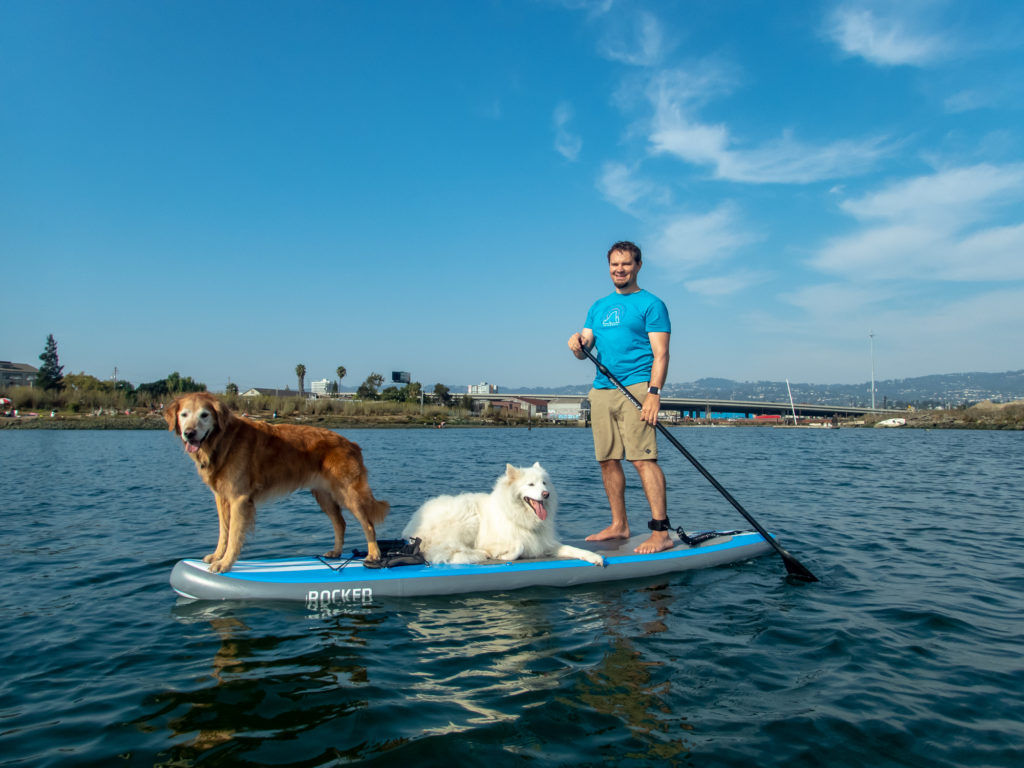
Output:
top-left (880, 399), bottom-right (1024, 430)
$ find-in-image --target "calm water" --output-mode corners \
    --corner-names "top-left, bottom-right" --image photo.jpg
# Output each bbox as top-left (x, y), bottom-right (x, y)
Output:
top-left (0, 425), bottom-right (1021, 767)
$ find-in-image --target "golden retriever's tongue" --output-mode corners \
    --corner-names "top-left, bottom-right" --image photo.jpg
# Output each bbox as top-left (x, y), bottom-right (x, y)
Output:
top-left (527, 497), bottom-right (547, 521)
top-left (186, 441), bottom-right (200, 454)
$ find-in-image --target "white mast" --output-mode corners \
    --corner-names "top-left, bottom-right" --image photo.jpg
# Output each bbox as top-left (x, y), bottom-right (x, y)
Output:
top-left (786, 379), bottom-right (798, 425)
top-left (869, 329), bottom-right (876, 410)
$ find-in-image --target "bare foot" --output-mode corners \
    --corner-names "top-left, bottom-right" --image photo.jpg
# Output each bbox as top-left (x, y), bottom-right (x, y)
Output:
top-left (634, 531), bottom-right (674, 554)
top-left (586, 524), bottom-right (630, 542)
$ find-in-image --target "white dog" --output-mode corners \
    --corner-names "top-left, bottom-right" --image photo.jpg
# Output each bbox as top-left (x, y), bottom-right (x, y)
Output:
top-left (402, 463), bottom-right (604, 566)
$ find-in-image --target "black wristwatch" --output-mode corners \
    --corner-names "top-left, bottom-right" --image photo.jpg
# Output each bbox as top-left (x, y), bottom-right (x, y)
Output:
top-left (647, 386), bottom-right (660, 395)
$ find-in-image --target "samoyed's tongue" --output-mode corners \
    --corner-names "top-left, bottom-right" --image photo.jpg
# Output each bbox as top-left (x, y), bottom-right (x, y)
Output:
top-left (527, 497), bottom-right (547, 521)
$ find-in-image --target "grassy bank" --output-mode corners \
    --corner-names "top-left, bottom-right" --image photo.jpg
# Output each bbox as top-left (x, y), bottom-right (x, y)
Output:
top-left (3, 402), bottom-right (1022, 430)
top-left (0, 401), bottom-right (570, 430)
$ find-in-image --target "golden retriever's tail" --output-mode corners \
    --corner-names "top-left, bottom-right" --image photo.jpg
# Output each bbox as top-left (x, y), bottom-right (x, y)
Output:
top-left (370, 498), bottom-right (390, 524)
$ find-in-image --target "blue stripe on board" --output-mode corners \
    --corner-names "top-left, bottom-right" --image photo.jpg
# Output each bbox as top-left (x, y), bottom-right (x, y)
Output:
top-left (183, 533), bottom-right (764, 585)
top-left (603, 536), bottom-right (756, 565)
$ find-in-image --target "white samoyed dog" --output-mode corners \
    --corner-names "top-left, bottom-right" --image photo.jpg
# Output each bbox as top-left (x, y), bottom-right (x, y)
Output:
top-left (402, 462), bottom-right (604, 566)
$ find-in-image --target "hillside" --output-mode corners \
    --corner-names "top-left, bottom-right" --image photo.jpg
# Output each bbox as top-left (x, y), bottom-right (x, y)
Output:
top-left (501, 369), bottom-right (1024, 408)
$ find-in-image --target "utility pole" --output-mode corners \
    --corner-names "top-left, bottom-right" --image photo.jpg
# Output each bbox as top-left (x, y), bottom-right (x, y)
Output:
top-left (869, 330), bottom-right (876, 410)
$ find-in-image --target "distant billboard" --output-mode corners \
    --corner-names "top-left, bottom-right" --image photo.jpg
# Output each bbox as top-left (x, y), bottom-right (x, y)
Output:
top-left (392, 371), bottom-right (411, 384)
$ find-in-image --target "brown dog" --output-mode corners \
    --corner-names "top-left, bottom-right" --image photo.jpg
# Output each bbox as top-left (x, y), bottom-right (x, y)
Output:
top-left (164, 392), bottom-right (389, 573)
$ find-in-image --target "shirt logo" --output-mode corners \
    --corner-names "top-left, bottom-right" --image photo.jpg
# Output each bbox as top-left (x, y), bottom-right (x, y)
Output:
top-left (602, 305), bottom-right (625, 327)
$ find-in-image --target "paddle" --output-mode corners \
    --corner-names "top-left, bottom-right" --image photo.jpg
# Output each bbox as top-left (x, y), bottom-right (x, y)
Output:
top-left (579, 345), bottom-right (818, 583)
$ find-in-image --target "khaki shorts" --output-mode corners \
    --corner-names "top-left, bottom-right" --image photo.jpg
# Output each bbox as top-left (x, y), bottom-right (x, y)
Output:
top-left (589, 383), bottom-right (658, 462)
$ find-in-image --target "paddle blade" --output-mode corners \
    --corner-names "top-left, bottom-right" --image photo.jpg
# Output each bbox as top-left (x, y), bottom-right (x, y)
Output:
top-left (781, 552), bottom-right (818, 582)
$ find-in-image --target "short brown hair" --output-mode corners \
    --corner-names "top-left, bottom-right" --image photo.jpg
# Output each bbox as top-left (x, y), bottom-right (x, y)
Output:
top-left (607, 240), bottom-right (641, 263)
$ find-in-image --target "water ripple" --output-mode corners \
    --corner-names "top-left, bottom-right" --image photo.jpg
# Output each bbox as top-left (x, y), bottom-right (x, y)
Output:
top-left (0, 428), bottom-right (1022, 766)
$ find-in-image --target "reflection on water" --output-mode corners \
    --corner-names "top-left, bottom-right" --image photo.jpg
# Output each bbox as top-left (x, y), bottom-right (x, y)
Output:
top-left (156, 580), bottom-right (701, 764)
top-left (571, 584), bottom-right (698, 763)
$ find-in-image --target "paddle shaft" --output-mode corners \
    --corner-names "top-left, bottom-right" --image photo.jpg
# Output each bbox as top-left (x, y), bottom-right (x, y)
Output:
top-left (580, 345), bottom-right (818, 582)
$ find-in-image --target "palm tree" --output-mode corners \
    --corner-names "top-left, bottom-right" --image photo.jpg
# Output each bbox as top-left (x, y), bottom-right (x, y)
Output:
top-left (336, 366), bottom-right (346, 392)
top-left (295, 363), bottom-right (306, 395)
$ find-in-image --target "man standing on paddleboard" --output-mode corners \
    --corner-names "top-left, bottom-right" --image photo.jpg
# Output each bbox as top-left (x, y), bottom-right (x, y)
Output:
top-left (567, 241), bottom-right (673, 554)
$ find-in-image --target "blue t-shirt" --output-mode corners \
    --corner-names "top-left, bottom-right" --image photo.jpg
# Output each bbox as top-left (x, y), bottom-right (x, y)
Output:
top-left (584, 290), bottom-right (671, 389)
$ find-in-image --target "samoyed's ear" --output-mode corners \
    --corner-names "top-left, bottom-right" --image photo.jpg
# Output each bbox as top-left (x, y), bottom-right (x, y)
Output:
top-left (531, 461), bottom-right (543, 471)
top-left (505, 463), bottom-right (519, 479)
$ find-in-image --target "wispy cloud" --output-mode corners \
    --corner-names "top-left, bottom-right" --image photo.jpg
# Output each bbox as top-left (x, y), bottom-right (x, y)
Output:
top-left (597, 161), bottom-right (668, 214)
top-left (548, 0), bottom-right (615, 19)
top-left (944, 74), bottom-right (1024, 114)
top-left (783, 281), bottom-right (900, 317)
top-left (812, 163), bottom-right (1024, 281)
top-left (825, 4), bottom-right (947, 67)
top-left (685, 270), bottom-right (768, 297)
top-left (644, 66), bottom-right (892, 183)
top-left (840, 163), bottom-right (1024, 223)
top-left (553, 102), bottom-right (582, 161)
top-left (649, 202), bottom-right (763, 277)
top-left (776, 283), bottom-right (1024, 378)
top-left (601, 11), bottom-right (668, 67)
top-left (944, 89), bottom-right (991, 114)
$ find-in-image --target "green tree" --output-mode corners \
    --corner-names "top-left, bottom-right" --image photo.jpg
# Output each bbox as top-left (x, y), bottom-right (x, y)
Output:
top-left (433, 383), bottom-right (451, 405)
top-left (137, 372), bottom-right (204, 401)
top-left (336, 366), bottom-right (346, 389)
top-left (404, 381), bottom-right (422, 403)
top-left (356, 372), bottom-right (384, 400)
top-left (226, 382), bottom-right (239, 395)
top-left (166, 371), bottom-right (205, 393)
top-left (381, 386), bottom-right (403, 401)
top-left (65, 372), bottom-right (110, 393)
top-left (136, 379), bottom-right (170, 399)
top-left (296, 364), bottom-right (306, 395)
top-left (35, 334), bottom-right (64, 391)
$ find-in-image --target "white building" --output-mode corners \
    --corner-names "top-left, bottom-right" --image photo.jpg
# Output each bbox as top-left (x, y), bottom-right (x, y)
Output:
top-left (468, 382), bottom-right (498, 395)
top-left (547, 401), bottom-right (586, 421)
top-left (310, 378), bottom-right (331, 396)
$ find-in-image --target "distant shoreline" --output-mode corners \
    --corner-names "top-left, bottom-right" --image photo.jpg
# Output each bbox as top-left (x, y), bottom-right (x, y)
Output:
top-left (0, 410), bottom-right (574, 431)
top-left (2, 404), bottom-right (1021, 431)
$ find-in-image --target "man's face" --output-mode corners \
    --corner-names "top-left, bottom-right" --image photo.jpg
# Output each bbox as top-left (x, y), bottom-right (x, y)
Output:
top-left (608, 249), bottom-right (640, 291)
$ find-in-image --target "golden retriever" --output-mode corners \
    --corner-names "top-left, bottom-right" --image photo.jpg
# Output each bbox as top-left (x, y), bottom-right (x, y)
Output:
top-left (164, 392), bottom-right (389, 573)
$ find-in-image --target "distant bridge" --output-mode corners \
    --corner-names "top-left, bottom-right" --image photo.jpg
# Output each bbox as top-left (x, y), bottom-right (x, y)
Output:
top-left (472, 392), bottom-right (898, 418)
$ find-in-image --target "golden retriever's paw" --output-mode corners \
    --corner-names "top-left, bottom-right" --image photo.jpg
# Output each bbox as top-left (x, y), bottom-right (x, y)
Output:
top-left (322, 548), bottom-right (343, 559)
top-left (202, 553), bottom-right (216, 564)
top-left (207, 559), bottom-right (234, 574)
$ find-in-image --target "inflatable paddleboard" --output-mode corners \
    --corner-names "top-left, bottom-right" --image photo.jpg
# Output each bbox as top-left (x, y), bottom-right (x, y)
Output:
top-left (170, 530), bottom-right (772, 606)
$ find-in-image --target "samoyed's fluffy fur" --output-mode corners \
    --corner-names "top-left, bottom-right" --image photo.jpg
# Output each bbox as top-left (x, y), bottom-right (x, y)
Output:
top-left (402, 462), bottom-right (604, 566)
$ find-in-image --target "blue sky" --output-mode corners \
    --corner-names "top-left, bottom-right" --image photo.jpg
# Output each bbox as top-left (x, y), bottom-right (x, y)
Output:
top-left (3, 0), bottom-right (1022, 392)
